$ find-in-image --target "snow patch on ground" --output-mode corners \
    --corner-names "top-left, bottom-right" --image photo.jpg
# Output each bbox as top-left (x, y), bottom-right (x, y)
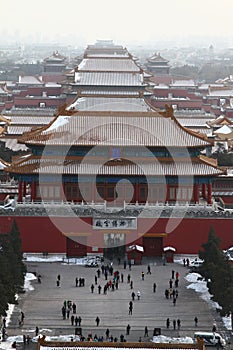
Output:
top-left (152, 335), bottom-right (194, 343)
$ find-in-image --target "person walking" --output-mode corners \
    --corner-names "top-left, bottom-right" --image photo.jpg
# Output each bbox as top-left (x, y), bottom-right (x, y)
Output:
top-left (71, 315), bottom-right (75, 326)
top-left (131, 291), bottom-right (135, 301)
top-left (166, 318), bottom-right (170, 329)
top-left (91, 284), bottom-right (94, 293)
top-left (75, 277), bottom-right (78, 287)
top-left (21, 311), bottom-right (25, 325)
top-left (141, 271), bottom-right (145, 280)
top-left (144, 326), bottom-right (149, 337)
top-left (147, 265), bottom-right (151, 274)
top-left (98, 285), bottom-right (102, 294)
top-left (171, 270), bottom-right (175, 279)
top-left (2, 318), bottom-right (6, 329)
top-left (130, 280), bottom-right (133, 289)
top-left (153, 283), bottom-right (156, 293)
top-left (194, 316), bottom-right (198, 326)
top-left (173, 319), bottom-right (176, 330)
top-left (37, 274), bottom-right (41, 283)
top-left (121, 273), bottom-right (124, 283)
top-left (72, 302), bottom-right (76, 314)
top-left (95, 316), bottom-right (100, 326)
top-left (126, 324), bottom-right (131, 335)
top-left (137, 290), bottom-right (141, 300)
top-left (177, 319), bottom-right (181, 330)
top-left (129, 302), bottom-right (133, 315)
top-left (106, 328), bottom-right (110, 339)
top-left (173, 297), bottom-right (176, 306)
top-left (35, 326), bottom-right (39, 336)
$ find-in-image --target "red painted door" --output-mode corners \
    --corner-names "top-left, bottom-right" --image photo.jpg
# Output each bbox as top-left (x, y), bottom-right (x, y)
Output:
top-left (142, 237), bottom-right (163, 257)
top-left (66, 237), bottom-right (87, 257)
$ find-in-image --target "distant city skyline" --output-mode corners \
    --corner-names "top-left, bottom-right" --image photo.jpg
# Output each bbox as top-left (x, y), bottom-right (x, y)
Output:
top-left (1, 0), bottom-right (233, 48)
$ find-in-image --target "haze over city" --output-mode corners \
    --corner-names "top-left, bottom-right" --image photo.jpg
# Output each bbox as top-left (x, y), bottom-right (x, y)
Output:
top-left (1, 0), bottom-right (233, 48)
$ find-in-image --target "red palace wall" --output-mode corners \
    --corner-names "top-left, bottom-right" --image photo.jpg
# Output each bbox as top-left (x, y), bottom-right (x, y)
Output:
top-left (0, 216), bottom-right (232, 255)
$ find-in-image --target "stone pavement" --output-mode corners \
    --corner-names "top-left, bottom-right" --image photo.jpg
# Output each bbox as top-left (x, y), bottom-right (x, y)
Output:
top-left (6, 259), bottom-right (231, 344)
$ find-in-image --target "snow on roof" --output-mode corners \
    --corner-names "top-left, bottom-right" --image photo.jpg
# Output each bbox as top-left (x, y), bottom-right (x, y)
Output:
top-left (45, 115), bottom-right (71, 132)
top-left (18, 75), bottom-right (43, 85)
top-left (163, 246), bottom-right (176, 252)
top-left (128, 244), bottom-right (144, 252)
top-left (0, 159), bottom-right (8, 169)
top-left (209, 89), bottom-right (233, 97)
top-left (213, 125), bottom-right (232, 135)
top-left (171, 80), bottom-right (196, 87)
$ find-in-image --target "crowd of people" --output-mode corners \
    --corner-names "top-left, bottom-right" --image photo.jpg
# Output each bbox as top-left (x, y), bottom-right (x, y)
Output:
top-left (3, 258), bottom-right (219, 345)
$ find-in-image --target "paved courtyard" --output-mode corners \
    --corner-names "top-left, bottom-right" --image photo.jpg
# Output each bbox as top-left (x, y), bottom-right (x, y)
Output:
top-left (6, 259), bottom-right (230, 343)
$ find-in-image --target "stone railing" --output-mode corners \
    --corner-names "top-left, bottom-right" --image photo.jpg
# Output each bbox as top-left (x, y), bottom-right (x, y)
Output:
top-left (0, 200), bottom-right (232, 219)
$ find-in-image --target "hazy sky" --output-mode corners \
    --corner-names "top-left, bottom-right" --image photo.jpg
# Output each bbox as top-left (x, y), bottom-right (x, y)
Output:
top-left (1, 0), bottom-right (233, 46)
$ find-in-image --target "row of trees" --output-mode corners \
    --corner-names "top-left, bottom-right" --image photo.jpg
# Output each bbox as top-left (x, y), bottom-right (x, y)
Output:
top-left (0, 221), bottom-right (26, 316)
top-left (199, 226), bottom-right (233, 329)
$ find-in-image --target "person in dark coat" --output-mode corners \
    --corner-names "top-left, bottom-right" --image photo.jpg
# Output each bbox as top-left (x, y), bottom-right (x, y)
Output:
top-left (144, 326), bottom-right (149, 337)
top-left (91, 284), bottom-right (94, 293)
top-left (95, 316), bottom-right (100, 326)
top-left (153, 283), bottom-right (156, 293)
top-left (71, 315), bottom-right (75, 326)
top-left (166, 318), bottom-right (170, 329)
top-left (126, 324), bottom-right (131, 335)
top-left (72, 303), bottom-right (76, 314)
top-left (35, 326), bottom-right (39, 336)
top-left (105, 328), bottom-right (110, 339)
top-left (177, 319), bottom-right (181, 329)
top-left (173, 319), bottom-right (176, 330)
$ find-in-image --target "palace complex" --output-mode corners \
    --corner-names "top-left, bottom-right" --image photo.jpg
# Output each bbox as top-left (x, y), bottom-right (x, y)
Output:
top-left (1, 41), bottom-right (233, 259)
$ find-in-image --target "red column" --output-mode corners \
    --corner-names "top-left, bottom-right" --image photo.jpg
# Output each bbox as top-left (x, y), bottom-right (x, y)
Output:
top-left (18, 181), bottom-right (23, 202)
top-left (202, 183), bottom-right (207, 199)
top-left (207, 183), bottom-right (212, 204)
top-left (23, 181), bottom-right (27, 197)
top-left (31, 182), bottom-right (36, 201)
top-left (166, 184), bottom-right (169, 203)
top-left (135, 183), bottom-right (139, 202)
top-left (194, 184), bottom-right (199, 203)
top-left (62, 183), bottom-right (66, 201)
top-left (91, 182), bottom-right (95, 202)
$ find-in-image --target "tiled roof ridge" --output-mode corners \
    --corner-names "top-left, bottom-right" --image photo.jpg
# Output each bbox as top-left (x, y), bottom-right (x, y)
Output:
top-left (160, 106), bottom-right (211, 145)
top-left (198, 154), bottom-right (224, 173)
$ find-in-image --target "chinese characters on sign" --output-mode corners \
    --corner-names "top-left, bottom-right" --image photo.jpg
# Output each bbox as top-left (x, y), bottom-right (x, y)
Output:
top-left (93, 218), bottom-right (137, 230)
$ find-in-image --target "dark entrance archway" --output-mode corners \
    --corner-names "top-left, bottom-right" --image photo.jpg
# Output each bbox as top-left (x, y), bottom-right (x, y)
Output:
top-left (103, 233), bottom-right (126, 260)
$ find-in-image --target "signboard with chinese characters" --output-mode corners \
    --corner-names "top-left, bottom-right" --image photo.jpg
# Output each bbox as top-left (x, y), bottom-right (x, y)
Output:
top-left (93, 218), bottom-right (137, 230)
